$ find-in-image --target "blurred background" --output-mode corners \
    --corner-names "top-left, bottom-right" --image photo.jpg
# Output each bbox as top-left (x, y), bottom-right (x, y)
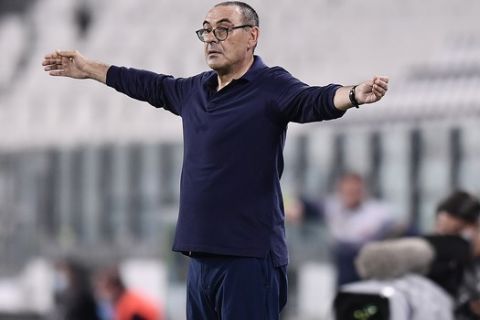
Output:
top-left (0, 0), bottom-right (479, 319)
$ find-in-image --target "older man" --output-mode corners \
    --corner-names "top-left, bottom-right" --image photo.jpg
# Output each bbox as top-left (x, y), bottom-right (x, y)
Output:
top-left (42, 1), bottom-right (389, 319)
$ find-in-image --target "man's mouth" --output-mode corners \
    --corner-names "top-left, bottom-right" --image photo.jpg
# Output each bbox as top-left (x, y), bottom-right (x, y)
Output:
top-left (208, 50), bottom-right (222, 55)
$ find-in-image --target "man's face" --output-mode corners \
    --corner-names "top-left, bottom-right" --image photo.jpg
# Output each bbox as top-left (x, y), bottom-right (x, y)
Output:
top-left (434, 211), bottom-right (469, 235)
top-left (94, 275), bottom-right (114, 302)
top-left (338, 176), bottom-right (365, 210)
top-left (201, 5), bottom-right (257, 72)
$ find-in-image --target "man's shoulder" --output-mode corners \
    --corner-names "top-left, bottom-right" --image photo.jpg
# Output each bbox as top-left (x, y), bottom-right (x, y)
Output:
top-left (179, 70), bottom-right (213, 82)
top-left (254, 65), bottom-right (301, 93)
top-left (262, 65), bottom-right (291, 78)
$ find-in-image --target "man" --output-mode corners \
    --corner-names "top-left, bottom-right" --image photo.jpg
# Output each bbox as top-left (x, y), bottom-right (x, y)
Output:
top-left (51, 258), bottom-right (100, 320)
top-left (435, 190), bottom-right (480, 238)
top-left (42, 2), bottom-right (389, 318)
top-left (430, 191), bottom-right (480, 300)
top-left (353, 190), bottom-right (480, 318)
top-left (95, 267), bottom-right (162, 320)
top-left (432, 191), bottom-right (480, 319)
top-left (324, 172), bottom-right (395, 286)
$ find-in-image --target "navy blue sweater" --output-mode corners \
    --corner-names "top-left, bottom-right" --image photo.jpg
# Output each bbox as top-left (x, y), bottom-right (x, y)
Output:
top-left (106, 56), bottom-right (345, 266)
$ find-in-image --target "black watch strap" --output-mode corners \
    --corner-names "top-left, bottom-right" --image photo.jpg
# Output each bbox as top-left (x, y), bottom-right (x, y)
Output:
top-left (349, 85), bottom-right (360, 108)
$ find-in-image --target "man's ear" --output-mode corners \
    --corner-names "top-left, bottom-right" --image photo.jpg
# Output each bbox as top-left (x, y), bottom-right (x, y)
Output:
top-left (248, 26), bottom-right (260, 50)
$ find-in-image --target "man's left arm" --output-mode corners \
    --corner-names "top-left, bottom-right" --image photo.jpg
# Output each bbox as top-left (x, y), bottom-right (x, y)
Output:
top-left (334, 76), bottom-right (389, 111)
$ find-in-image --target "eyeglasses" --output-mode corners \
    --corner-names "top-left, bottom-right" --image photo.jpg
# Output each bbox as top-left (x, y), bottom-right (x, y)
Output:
top-left (195, 25), bottom-right (252, 42)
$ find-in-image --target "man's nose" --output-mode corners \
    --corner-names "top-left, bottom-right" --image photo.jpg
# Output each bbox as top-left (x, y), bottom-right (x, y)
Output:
top-left (204, 31), bottom-right (218, 43)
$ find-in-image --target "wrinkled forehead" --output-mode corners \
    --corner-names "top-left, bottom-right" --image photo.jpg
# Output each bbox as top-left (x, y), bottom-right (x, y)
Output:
top-left (203, 5), bottom-right (243, 26)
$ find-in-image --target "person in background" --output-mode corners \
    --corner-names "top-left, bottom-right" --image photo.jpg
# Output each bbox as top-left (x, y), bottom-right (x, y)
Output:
top-left (352, 190), bottom-right (480, 319)
top-left (434, 190), bottom-right (480, 239)
top-left (431, 191), bottom-right (480, 319)
top-left (457, 231), bottom-right (480, 320)
top-left (95, 267), bottom-right (162, 320)
top-left (324, 172), bottom-right (395, 287)
top-left (51, 258), bottom-right (100, 320)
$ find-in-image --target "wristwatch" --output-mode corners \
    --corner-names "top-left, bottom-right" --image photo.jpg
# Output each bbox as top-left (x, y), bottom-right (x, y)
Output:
top-left (349, 85), bottom-right (360, 108)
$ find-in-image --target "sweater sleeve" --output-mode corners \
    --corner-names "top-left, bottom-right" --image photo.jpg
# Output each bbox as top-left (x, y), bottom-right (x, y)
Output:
top-left (269, 67), bottom-right (345, 123)
top-left (106, 65), bottom-right (195, 116)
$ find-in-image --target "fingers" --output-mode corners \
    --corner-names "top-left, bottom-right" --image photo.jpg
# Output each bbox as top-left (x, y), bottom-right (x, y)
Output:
top-left (44, 64), bottom-right (67, 72)
top-left (42, 50), bottom-right (76, 66)
top-left (372, 84), bottom-right (386, 97)
top-left (43, 65), bottom-right (57, 71)
top-left (49, 69), bottom-right (66, 76)
top-left (42, 52), bottom-right (60, 66)
top-left (43, 58), bottom-right (68, 71)
top-left (42, 51), bottom-right (76, 77)
top-left (372, 76), bottom-right (389, 97)
top-left (55, 50), bottom-right (78, 58)
top-left (43, 57), bottom-right (73, 65)
top-left (42, 57), bottom-right (61, 66)
top-left (44, 51), bottom-right (60, 59)
top-left (374, 76), bottom-right (389, 83)
top-left (373, 76), bottom-right (389, 88)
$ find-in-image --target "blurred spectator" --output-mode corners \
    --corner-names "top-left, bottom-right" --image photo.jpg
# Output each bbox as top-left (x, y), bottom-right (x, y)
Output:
top-left (422, 234), bottom-right (471, 297)
top-left (74, 1), bottom-right (92, 39)
top-left (51, 258), bottom-right (100, 320)
top-left (355, 190), bottom-right (480, 318)
top-left (95, 266), bottom-right (162, 320)
top-left (324, 172), bottom-right (396, 287)
top-left (428, 191), bottom-right (480, 300)
top-left (432, 191), bottom-right (480, 319)
top-left (457, 231), bottom-right (480, 320)
top-left (434, 190), bottom-right (480, 239)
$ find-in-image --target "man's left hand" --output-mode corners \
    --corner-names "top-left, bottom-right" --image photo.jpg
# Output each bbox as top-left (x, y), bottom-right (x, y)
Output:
top-left (356, 76), bottom-right (389, 104)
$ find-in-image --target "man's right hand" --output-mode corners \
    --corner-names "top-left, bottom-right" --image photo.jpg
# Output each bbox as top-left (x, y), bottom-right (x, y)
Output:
top-left (42, 50), bottom-right (109, 83)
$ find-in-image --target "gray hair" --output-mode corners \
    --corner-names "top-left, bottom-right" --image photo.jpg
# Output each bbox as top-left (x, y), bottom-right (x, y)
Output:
top-left (215, 1), bottom-right (259, 27)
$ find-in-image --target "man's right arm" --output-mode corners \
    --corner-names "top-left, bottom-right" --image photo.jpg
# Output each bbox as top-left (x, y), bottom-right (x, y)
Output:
top-left (42, 50), bottom-right (191, 115)
top-left (42, 50), bottom-right (109, 83)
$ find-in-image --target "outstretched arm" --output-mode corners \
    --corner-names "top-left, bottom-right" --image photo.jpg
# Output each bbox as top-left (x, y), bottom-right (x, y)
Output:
top-left (42, 50), bottom-right (110, 83)
top-left (42, 49), bottom-right (194, 115)
top-left (334, 76), bottom-right (389, 111)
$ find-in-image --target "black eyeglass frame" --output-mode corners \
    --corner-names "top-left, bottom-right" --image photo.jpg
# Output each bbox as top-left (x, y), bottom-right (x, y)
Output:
top-left (195, 24), bottom-right (253, 42)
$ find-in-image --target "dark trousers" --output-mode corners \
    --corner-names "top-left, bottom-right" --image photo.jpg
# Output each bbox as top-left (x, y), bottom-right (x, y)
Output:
top-left (186, 253), bottom-right (288, 320)
top-left (333, 242), bottom-right (361, 287)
